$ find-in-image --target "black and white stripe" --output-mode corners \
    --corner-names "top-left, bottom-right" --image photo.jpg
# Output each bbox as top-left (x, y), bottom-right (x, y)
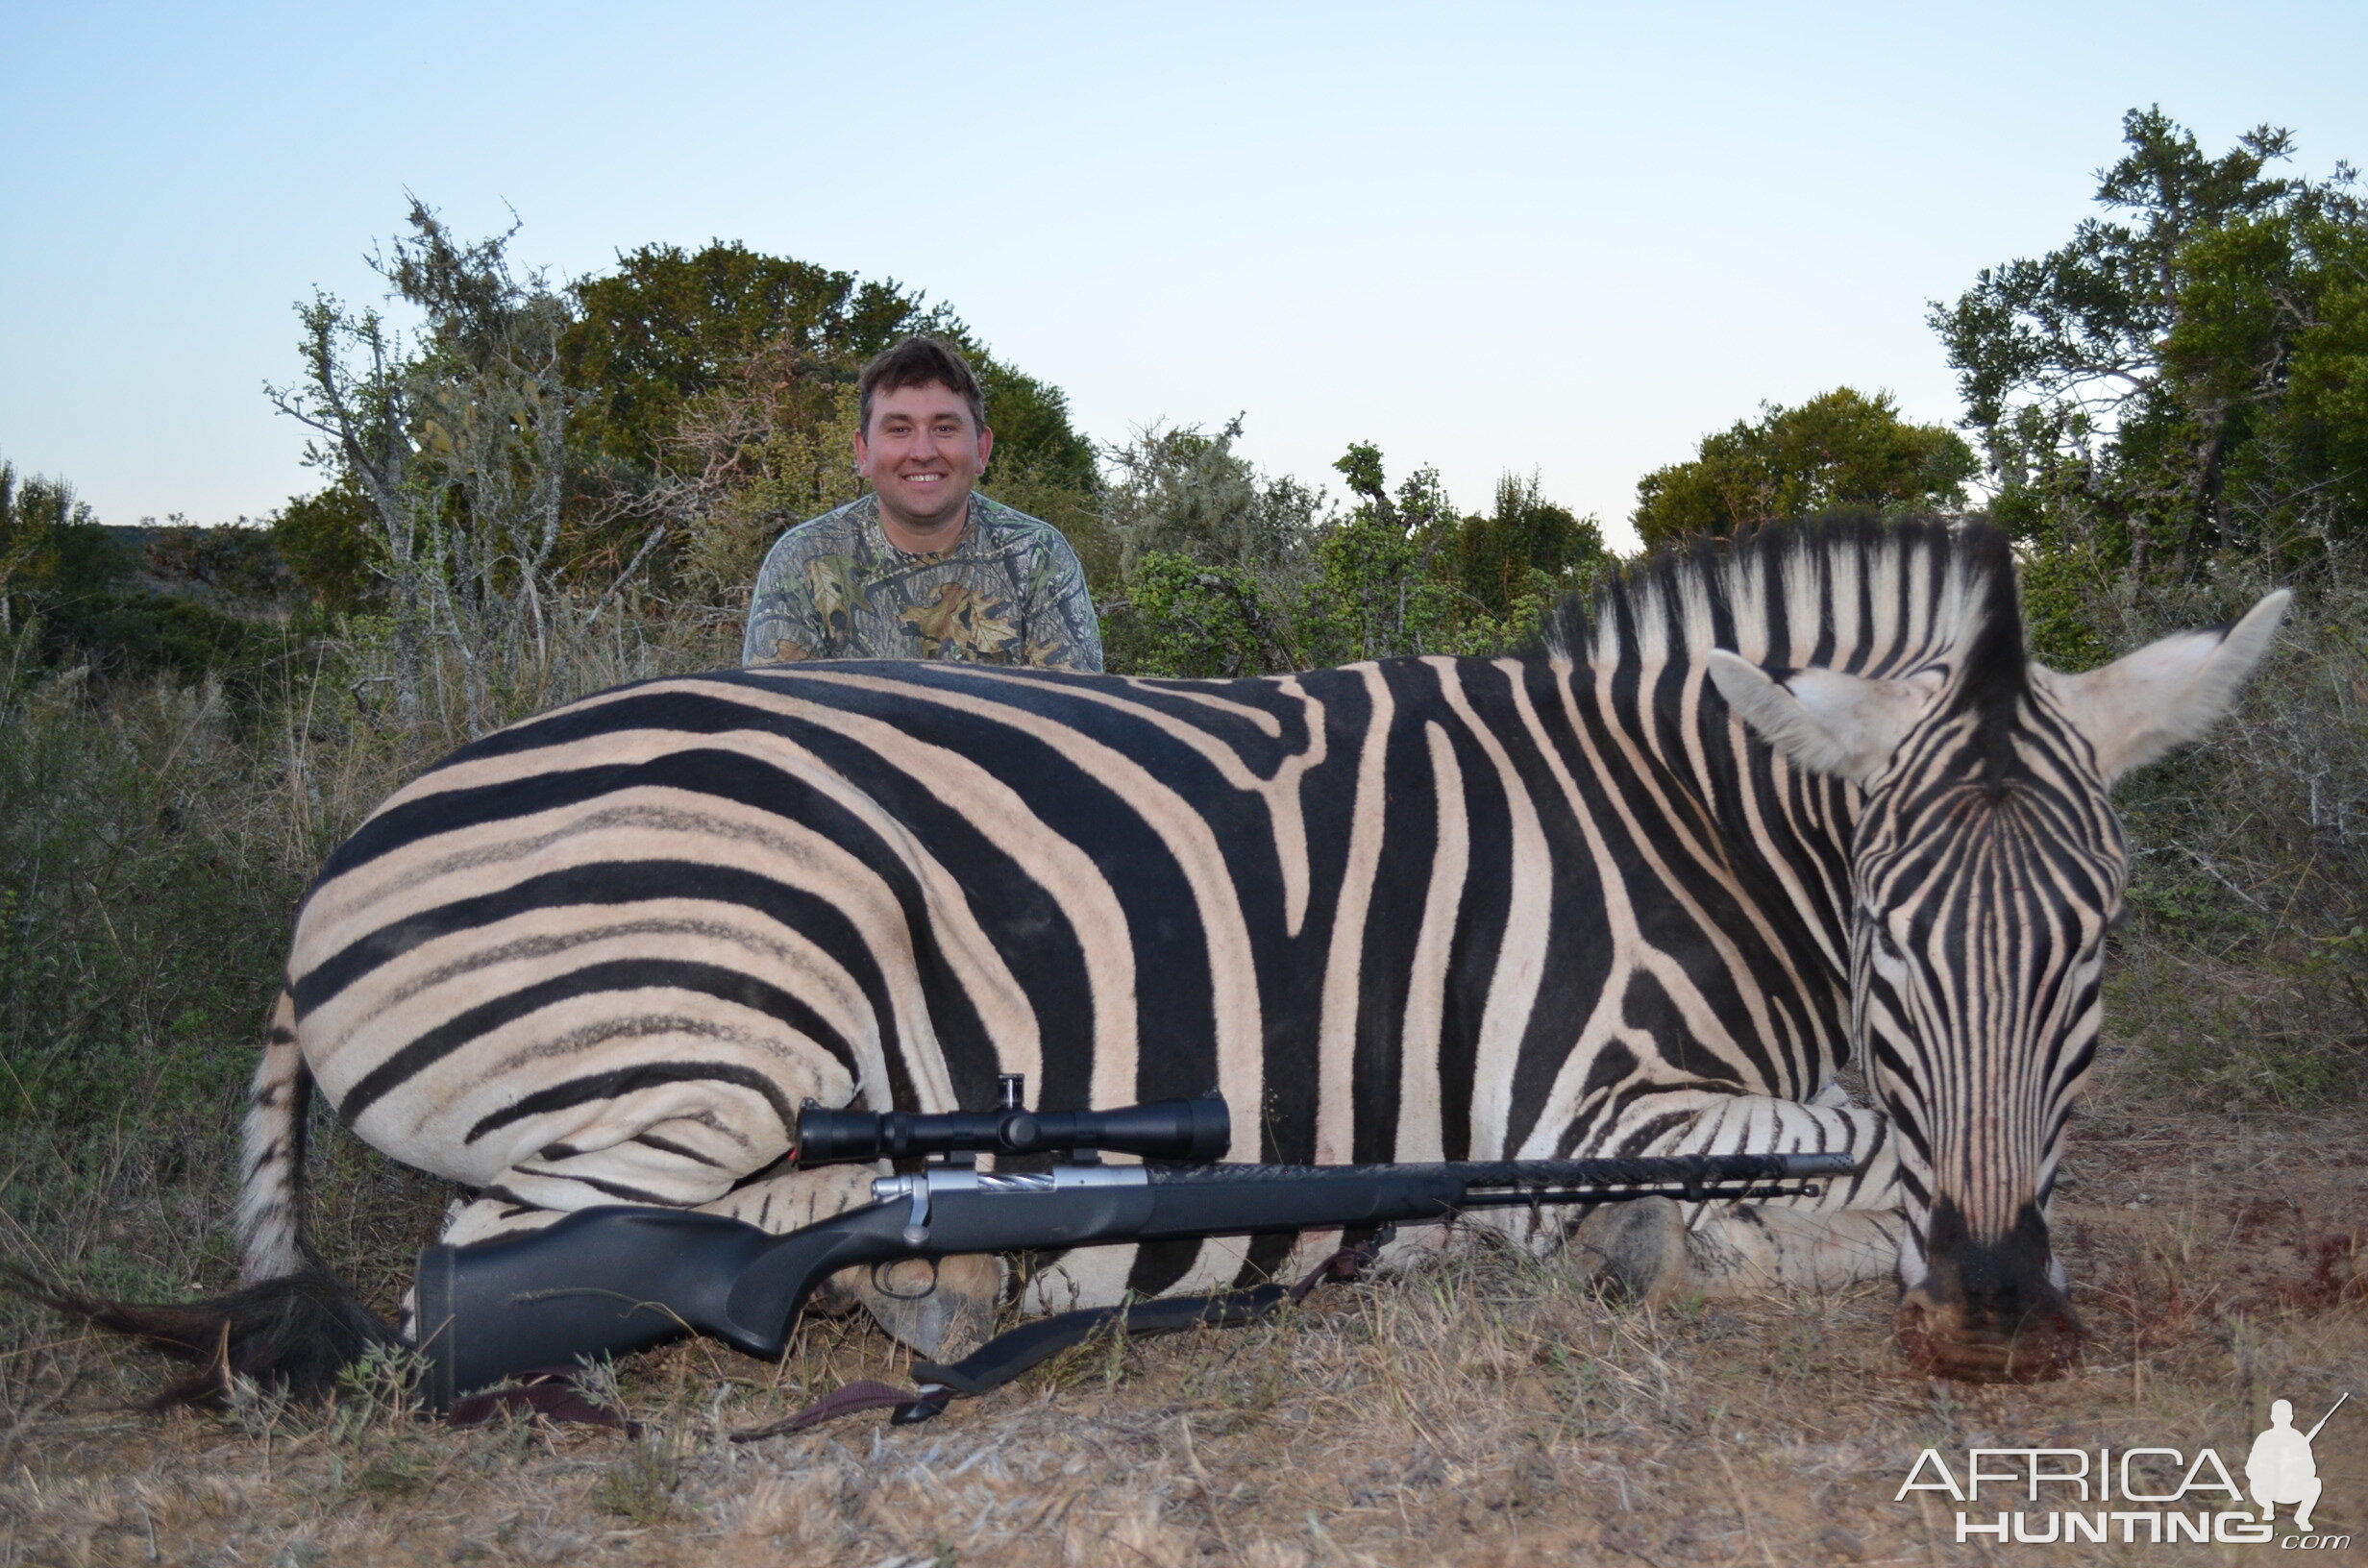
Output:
top-left (234, 517), bottom-right (2285, 1341)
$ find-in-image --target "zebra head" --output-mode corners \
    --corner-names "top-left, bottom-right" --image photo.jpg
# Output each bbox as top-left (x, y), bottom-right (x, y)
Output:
top-left (1708, 575), bottom-right (2289, 1381)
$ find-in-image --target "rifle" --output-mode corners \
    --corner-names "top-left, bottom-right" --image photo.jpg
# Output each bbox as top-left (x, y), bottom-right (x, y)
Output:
top-left (414, 1078), bottom-right (1857, 1420)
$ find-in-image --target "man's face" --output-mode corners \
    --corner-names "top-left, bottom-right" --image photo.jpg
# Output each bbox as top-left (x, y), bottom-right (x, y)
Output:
top-left (855, 381), bottom-right (994, 536)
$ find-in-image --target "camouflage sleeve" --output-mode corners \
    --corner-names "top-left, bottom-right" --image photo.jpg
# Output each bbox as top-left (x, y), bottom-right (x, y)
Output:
top-left (1019, 528), bottom-right (1105, 672)
top-left (743, 531), bottom-right (826, 666)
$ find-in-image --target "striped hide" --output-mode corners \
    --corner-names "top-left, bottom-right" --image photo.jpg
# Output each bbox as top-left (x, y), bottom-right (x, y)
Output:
top-left (235, 516), bottom-right (2286, 1382)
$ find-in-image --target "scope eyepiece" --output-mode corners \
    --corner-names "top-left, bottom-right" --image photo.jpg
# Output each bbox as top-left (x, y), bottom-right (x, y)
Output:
top-left (795, 1093), bottom-right (1230, 1167)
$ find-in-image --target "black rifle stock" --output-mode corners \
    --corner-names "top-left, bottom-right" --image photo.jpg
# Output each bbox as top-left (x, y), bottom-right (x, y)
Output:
top-left (413, 1148), bottom-right (1857, 1411)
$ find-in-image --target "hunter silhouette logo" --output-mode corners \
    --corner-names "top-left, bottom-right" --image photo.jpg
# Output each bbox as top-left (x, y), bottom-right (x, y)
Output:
top-left (2248, 1393), bottom-right (2347, 1533)
top-left (1895, 1389), bottom-right (2354, 1547)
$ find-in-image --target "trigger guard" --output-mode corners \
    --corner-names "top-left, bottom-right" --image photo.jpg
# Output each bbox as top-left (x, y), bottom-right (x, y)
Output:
top-left (871, 1257), bottom-right (941, 1301)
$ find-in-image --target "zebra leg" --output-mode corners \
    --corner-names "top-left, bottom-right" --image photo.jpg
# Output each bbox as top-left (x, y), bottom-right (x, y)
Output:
top-left (430, 1165), bottom-right (885, 1250)
top-left (1573, 1198), bottom-right (1903, 1303)
top-left (1570, 1198), bottom-right (1690, 1304)
top-left (1680, 1205), bottom-right (1904, 1294)
top-left (1679, 1081), bottom-right (1906, 1296)
top-left (1575, 1088), bottom-right (1904, 1303)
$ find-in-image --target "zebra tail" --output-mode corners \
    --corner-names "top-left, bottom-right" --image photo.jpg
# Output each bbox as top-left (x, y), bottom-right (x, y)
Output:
top-left (235, 992), bottom-right (314, 1284)
top-left (3, 1264), bottom-right (396, 1407)
top-left (7, 993), bottom-right (398, 1405)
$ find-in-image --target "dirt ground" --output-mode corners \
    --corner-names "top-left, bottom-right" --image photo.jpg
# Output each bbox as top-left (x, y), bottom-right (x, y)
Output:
top-left (2, 1074), bottom-right (2362, 1567)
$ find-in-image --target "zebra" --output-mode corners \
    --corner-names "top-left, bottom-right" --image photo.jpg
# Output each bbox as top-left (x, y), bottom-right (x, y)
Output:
top-left (64, 516), bottom-right (2286, 1394)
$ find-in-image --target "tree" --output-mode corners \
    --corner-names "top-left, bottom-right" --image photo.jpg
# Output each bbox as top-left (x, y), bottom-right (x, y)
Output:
top-left (1630, 388), bottom-right (1978, 550)
top-left (270, 482), bottom-right (380, 611)
top-left (1303, 447), bottom-right (1600, 665)
top-left (2166, 200), bottom-right (2368, 548)
top-left (0, 462), bottom-right (71, 635)
top-left (1307, 444), bottom-right (1481, 663)
top-left (563, 242), bottom-right (1101, 593)
top-left (1096, 419), bottom-right (1326, 676)
top-left (1931, 107), bottom-right (2367, 579)
top-left (0, 464), bottom-right (128, 637)
top-left (1100, 417), bottom-right (1321, 585)
top-left (269, 200), bottom-right (583, 729)
top-left (972, 360), bottom-right (1098, 498)
top-left (1104, 435), bottom-right (1606, 676)
top-left (653, 340), bottom-right (870, 612)
top-left (138, 519), bottom-right (293, 607)
top-left (564, 241), bottom-right (920, 478)
top-left (1116, 553), bottom-right (1307, 678)
top-left (0, 466), bottom-right (282, 691)
top-left (1456, 472), bottom-right (1608, 624)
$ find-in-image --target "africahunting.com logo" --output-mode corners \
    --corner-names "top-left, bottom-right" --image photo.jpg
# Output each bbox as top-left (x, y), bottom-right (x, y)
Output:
top-left (1896, 1393), bottom-right (2352, 1549)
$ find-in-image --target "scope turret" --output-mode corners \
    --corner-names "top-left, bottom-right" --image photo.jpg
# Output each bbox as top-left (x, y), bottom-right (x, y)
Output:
top-left (795, 1092), bottom-right (1230, 1167)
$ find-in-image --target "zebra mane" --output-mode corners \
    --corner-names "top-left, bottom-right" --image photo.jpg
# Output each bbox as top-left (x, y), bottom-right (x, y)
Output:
top-left (1539, 512), bottom-right (2033, 786)
top-left (1542, 512), bottom-right (2026, 687)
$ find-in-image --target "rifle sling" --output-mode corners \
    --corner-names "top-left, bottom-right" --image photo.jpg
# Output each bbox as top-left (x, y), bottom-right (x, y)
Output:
top-left (730, 1228), bottom-right (1394, 1441)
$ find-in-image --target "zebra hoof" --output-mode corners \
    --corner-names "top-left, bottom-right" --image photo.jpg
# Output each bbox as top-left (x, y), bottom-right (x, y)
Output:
top-left (851, 1253), bottom-right (1000, 1360)
top-left (1572, 1197), bottom-right (1686, 1305)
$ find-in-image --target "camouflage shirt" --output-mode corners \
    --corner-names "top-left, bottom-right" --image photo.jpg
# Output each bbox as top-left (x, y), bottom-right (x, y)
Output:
top-left (742, 493), bottom-right (1103, 672)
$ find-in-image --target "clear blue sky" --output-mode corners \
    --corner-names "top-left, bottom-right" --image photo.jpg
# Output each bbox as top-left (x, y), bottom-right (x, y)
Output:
top-left (5, 2), bottom-right (2364, 550)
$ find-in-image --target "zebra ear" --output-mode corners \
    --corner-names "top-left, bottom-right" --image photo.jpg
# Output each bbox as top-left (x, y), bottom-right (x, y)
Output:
top-left (2044, 589), bottom-right (2290, 783)
top-left (1705, 650), bottom-right (1940, 785)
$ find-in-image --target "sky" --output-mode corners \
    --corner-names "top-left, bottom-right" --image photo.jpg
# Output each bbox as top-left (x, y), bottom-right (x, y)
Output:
top-left (5, 2), bottom-right (2365, 551)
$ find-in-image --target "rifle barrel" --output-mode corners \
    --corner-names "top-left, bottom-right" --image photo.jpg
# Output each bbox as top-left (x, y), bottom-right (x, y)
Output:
top-left (1145, 1152), bottom-right (1858, 1188)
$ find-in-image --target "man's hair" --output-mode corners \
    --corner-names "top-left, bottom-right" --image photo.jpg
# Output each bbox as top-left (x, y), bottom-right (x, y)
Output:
top-left (858, 336), bottom-right (988, 436)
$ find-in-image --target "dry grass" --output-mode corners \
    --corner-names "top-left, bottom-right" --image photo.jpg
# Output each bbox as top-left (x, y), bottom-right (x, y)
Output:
top-left (1, 1048), bottom-right (2361, 1568)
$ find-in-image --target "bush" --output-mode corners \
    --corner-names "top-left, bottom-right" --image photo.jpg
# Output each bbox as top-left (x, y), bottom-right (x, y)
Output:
top-left (35, 591), bottom-right (298, 697)
top-left (0, 662), bottom-right (303, 1133)
top-left (1098, 433), bottom-right (1607, 676)
top-left (2083, 551), bottom-right (2368, 1104)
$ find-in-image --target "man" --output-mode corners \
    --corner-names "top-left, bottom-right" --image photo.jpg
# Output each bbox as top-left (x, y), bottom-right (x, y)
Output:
top-left (742, 336), bottom-right (1103, 671)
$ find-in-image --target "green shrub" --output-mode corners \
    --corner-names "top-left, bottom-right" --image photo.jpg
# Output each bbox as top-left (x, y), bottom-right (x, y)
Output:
top-left (2093, 555), bottom-right (2368, 1104)
top-left (0, 666), bottom-right (304, 1130)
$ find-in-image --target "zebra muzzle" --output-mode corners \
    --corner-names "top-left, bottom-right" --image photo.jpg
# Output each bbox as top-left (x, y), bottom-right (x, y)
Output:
top-left (1894, 1198), bottom-right (2081, 1383)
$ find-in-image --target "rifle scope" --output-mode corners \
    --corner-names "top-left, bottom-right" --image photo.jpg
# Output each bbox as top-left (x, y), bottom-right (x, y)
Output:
top-left (796, 1083), bottom-right (1230, 1166)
